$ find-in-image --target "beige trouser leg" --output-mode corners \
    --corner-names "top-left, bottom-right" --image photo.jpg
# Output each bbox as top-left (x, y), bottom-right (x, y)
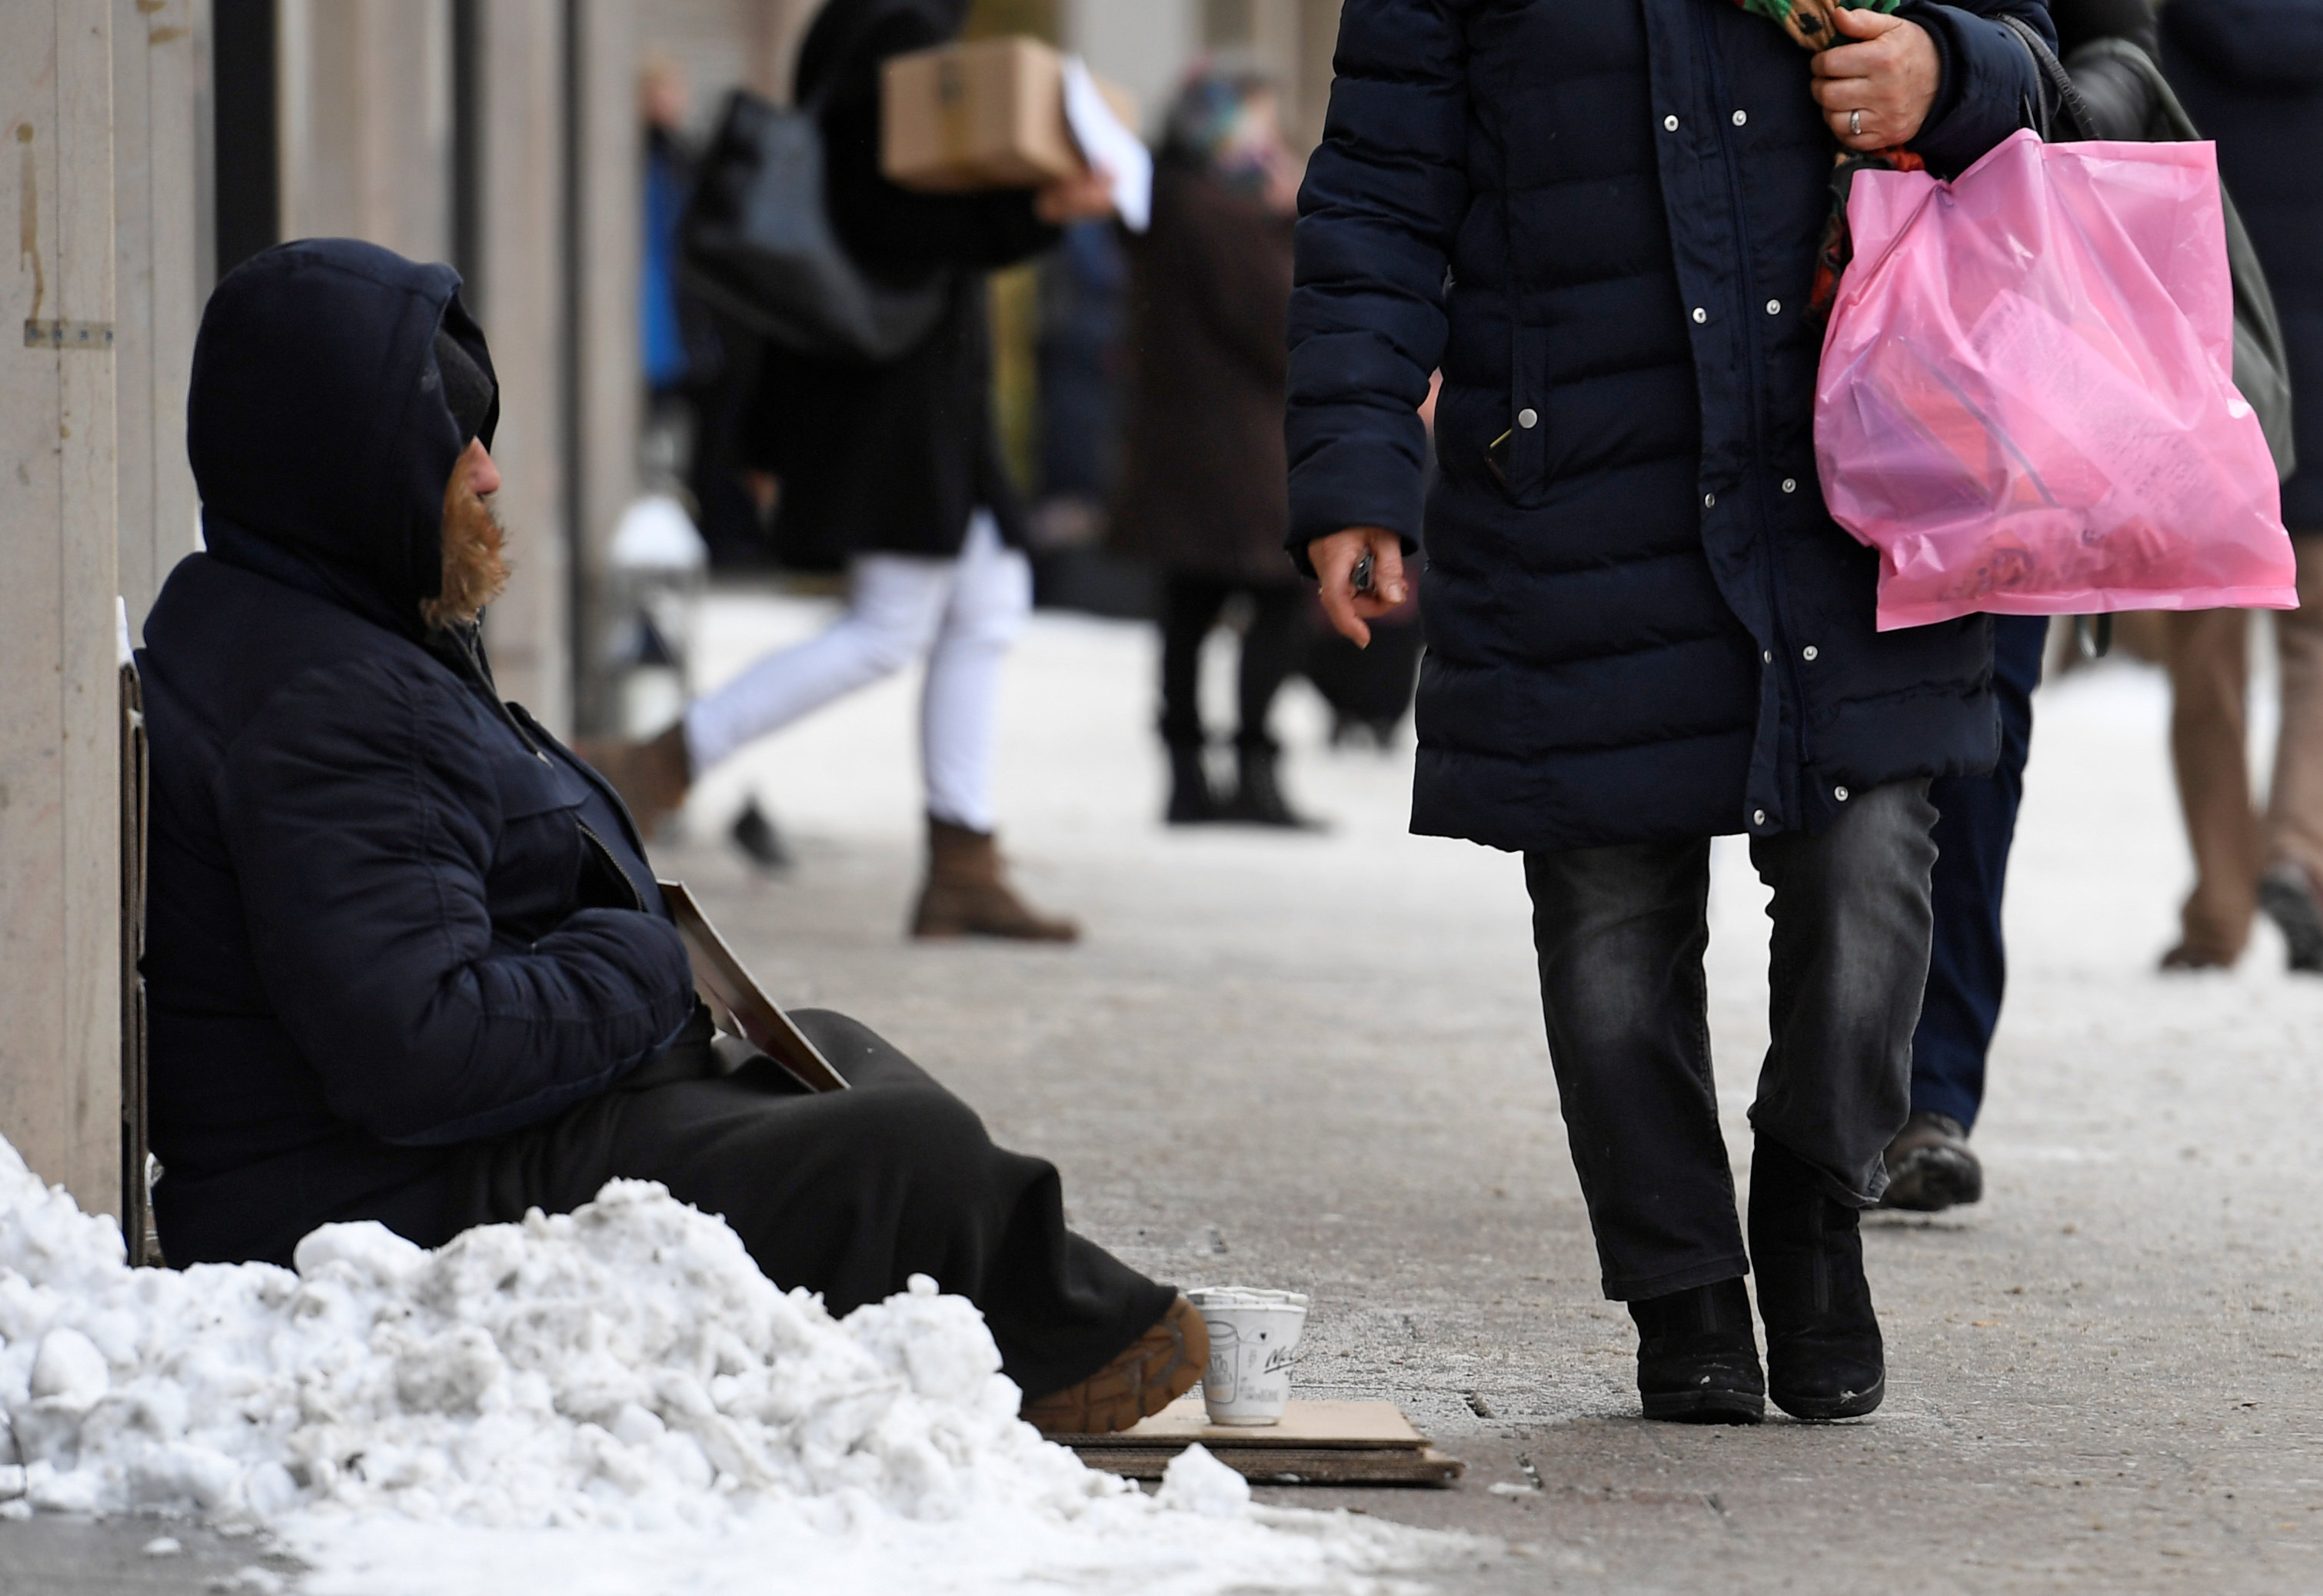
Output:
top-left (2265, 536), bottom-right (2323, 880)
top-left (2163, 607), bottom-right (2261, 962)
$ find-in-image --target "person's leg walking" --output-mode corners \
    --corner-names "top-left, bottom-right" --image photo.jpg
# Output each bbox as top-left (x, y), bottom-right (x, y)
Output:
top-left (1157, 575), bottom-right (1230, 822)
top-left (1747, 777), bottom-right (1939, 1419)
top-left (1224, 585), bottom-right (1323, 829)
top-left (2162, 607), bottom-right (2262, 966)
top-left (1526, 840), bottom-right (1766, 1424)
top-left (2260, 535), bottom-right (2323, 970)
top-left (911, 511), bottom-right (1077, 941)
top-left (1889, 613), bottom-right (2047, 1209)
top-left (680, 554), bottom-right (954, 773)
top-left (919, 510), bottom-right (1031, 833)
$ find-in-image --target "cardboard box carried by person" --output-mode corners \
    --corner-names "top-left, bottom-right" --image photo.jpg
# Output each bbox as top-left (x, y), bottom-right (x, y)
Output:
top-left (881, 36), bottom-right (1137, 192)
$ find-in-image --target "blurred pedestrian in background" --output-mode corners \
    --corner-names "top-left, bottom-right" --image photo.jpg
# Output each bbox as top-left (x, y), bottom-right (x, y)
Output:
top-left (2155, 0), bottom-right (2323, 973)
top-left (587, 0), bottom-right (1116, 942)
top-left (1111, 65), bottom-right (1320, 828)
top-left (637, 57), bottom-right (764, 568)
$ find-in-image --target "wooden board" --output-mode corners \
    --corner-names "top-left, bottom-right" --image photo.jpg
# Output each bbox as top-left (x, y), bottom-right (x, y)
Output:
top-left (1062, 1398), bottom-right (1426, 1450)
top-left (1078, 1446), bottom-right (1464, 1487)
top-left (1063, 1399), bottom-right (1463, 1487)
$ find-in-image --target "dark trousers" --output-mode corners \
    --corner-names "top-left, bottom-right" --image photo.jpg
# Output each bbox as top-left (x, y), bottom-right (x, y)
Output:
top-left (447, 1008), bottom-right (1175, 1400)
top-left (1158, 576), bottom-right (1309, 749)
top-left (1911, 614), bottom-right (2047, 1131)
top-left (1523, 780), bottom-right (1939, 1301)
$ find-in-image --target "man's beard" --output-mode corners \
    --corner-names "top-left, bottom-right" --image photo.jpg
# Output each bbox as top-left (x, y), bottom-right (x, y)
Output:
top-left (421, 490), bottom-right (511, 630)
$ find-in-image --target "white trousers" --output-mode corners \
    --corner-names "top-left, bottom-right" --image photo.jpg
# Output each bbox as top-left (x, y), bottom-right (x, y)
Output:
top-left (684, 510), bottom-right (1030, 833)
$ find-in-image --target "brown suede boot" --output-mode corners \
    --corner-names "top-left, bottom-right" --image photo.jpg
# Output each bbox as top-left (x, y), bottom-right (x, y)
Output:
top-left (910, 816), bottom-right (1080, 942)
top-left (1020, 1295), bottom-right (1209, 1436)
top-left (571, 722), bottom-right (691, 840)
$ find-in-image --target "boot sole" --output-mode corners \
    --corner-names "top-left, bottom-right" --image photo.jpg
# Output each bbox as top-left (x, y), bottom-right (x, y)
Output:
top-left (1771, 1372), bottom-right (1885, 1422)
top-left (1640, 1388), bottom-right (1765, 1425)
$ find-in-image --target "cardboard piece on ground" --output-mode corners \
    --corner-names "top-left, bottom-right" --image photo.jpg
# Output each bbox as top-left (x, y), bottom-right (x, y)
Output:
top-left (657, 880), bottom-right (850, 1093)
top-left (1064, 1398), bottom-right (1464, 1486)
top-left (882, 36), bottom-right (1137, 193)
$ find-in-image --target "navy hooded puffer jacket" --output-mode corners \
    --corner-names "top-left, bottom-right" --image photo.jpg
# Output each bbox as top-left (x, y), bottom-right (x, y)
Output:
top-left (139, 239), bottom-right (697, 1268)
top-left (1288, 0), bottom-right (2053, 854)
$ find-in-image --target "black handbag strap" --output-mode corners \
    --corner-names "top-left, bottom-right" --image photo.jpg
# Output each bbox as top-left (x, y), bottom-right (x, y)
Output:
top-left (1997, 14), bottom-right (2100, 141)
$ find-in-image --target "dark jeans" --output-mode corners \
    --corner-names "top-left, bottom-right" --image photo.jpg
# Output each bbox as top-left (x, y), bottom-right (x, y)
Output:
top-left (1524, 780), bottom-right (1939, 1301)
top-left (446, 1008), bottom-right (1176, 1400)
top-left (1911, 614), bottom-right (2047, 1132)
top-left (1159, 576), bottom-right (1310, 749)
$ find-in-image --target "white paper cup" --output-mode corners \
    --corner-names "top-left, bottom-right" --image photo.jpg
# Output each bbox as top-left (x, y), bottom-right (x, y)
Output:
top-left (1186, 1286), bottom-right (1309, 1426)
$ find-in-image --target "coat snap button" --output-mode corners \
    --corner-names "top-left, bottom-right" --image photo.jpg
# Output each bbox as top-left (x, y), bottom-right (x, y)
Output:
top-left (1781, 477), bottom-right (1798, 494)
top-left (1802, 644), bottom-right (1819, 661)
top-left (1765, 299), bottom-right (1782, 316)
top-left (1752, 809), bottom-right (1769, 826)
top-left (1516, 407), bottom-right (1539, 429)
top-left (1691, 307), bottom-right (1707, 324)
top-left (1663, 115), bottom-right (1680, 131)
top-left (1762, 650), bottom-right (1773, 664)
top-left (1834, 786), bottom-right (1851, 802)
top-left (1702, 493), bottom-right (1716, 508)
top-left (1732, 109), bottom-right (1747, 126)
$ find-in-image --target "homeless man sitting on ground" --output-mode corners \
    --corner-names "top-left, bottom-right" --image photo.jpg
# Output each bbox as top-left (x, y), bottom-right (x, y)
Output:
top-left (137, 238), bottom-right (1201, 1436)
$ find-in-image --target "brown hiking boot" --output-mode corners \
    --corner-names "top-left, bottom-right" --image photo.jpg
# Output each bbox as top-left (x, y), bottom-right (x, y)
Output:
top-left (1020, 1295), bottom-right (1210, 1436)
top-left (910, 815), bottom-right (1080, 942)
top-left (572, 722), bottom-right (691, 840)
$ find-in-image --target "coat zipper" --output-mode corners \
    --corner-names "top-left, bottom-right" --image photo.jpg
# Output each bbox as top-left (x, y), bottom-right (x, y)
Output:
top-left (576, 820), bottom-right (647, 912)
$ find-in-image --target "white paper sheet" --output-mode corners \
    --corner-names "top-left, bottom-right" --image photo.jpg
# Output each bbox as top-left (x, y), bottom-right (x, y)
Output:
top-left (1063, 56), bottom-right (1153, 234)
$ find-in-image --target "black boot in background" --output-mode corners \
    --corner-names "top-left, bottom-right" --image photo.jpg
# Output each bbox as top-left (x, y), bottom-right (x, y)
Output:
top-left (1628, 1277), bottom-right (1766, 1424)
top-left (1749, 1137), bottom-right (1885, 1421)
top-left (1165, 739), bottom-right (1224, 825)
top-left (1221, 734), bottom-right (1326, 830)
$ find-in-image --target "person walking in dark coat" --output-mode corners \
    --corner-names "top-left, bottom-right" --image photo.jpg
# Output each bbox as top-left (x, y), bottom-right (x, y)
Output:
top-left (137, 238), bottom-right (1206, 1436)
top-left (587, 0), bottom-right (1116, 941)
top-left (1290, 0), bottom-right (2049, 1422)
top-left (1113, 66), bottom-right (1321, 828)
top-left (2155, 0), bottom-right (2323, 973)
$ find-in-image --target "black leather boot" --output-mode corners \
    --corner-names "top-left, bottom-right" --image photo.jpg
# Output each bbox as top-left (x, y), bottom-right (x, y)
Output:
top-left (1165, 740), bottom-right (1223, 824)
top-left (1749, 1137), bottom-right (1885, 1421)
top-left (1627, 1277), bottom-right (1765, 1424)
top-left (1221, 734), bottom-right (1326, 830)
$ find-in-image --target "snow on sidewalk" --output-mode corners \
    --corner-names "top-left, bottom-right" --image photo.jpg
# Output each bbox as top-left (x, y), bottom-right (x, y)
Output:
top-left (0, 1142), bottom-right (1463, 1593)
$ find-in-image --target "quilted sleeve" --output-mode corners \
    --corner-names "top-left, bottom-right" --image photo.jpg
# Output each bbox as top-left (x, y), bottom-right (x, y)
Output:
top-left (1284, 0), bottom-right (1473, 569)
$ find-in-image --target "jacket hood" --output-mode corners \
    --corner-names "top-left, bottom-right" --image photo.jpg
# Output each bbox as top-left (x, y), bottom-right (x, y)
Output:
top-left (187, 238), bottom-right (498, 638)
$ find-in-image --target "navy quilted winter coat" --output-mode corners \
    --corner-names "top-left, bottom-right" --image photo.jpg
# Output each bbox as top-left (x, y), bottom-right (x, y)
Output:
top-left (140, 241), bottom-right (697, 1267)
top-left (1288, 0), bottom-right (2055, 853)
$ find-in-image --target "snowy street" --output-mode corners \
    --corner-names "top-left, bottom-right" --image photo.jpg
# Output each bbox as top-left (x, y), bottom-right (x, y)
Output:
top-left (8, 590), bottom-right (2323, 1594)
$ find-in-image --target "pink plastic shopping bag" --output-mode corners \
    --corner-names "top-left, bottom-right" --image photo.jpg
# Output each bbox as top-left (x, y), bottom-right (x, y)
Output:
top-left (1815, 128), bottom-right (2294, 631)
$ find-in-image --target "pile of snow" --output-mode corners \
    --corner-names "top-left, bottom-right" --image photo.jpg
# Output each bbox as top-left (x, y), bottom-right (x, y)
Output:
top-left (0, 1138), bottom-right (1463, 1594)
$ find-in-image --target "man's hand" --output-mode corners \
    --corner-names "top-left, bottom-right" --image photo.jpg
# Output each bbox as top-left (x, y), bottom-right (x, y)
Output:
top-left (1812, 8), bottom-right (1941, 151)
top-left (1308, 527), bottom-right (1409, 649)
top-left (1035, 165), bottom-right (1116, 224)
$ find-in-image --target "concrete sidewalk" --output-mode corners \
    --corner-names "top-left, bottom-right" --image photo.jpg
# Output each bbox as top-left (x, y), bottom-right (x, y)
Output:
top-left (11, 599), bottom-right (2318, 1592)
top-left (662, 597), bottom-right (2323, 1591)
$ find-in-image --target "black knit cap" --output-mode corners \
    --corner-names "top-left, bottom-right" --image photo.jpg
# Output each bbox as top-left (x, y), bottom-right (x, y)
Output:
top-left (432, 328), bottom-right (494, 447)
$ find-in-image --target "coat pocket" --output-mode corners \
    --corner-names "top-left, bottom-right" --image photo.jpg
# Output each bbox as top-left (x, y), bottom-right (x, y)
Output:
top-left (1500, 327), bottom-right (1551, 504)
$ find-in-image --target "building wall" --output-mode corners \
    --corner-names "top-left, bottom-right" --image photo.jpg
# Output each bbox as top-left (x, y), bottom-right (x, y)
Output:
top-left (2, 0), bottom-right (125, 1216)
